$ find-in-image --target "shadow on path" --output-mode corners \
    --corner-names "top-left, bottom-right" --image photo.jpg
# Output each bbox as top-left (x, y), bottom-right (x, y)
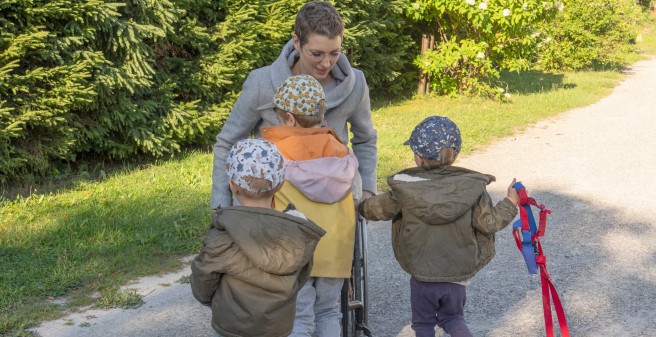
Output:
top-left (366, 189), bottom-right (656, 337)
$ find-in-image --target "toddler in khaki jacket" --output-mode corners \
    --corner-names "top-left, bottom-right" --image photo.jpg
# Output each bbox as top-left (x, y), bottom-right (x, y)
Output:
top-left (191, 138), bottom-right (325, 337)
top-left (358, 116), bottom-right (520, 337)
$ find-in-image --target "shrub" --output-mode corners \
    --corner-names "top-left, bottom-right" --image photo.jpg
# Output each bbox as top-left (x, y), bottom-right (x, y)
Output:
top-left (636, 0), bottom-right (655, 11)
top-left (336, 0), bottom-right (419, 99)
top-left (536, 0), bottom-right (645, 71)
top-left (406, 0), bottom-right (560, 97)
top-left (0, 0), bottom-right (199, 183)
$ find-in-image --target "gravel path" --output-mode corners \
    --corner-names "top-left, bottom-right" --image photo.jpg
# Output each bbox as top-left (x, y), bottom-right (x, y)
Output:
top-left (33, 58), bottom-right (656, 337)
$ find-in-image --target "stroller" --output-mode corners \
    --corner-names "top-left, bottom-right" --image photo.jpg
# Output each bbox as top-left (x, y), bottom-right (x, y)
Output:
top-left (340, 216), bottom-right (372, 337)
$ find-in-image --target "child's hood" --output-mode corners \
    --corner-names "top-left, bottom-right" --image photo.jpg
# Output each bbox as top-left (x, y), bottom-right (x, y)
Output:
top-left (214, 207), bottom-right (325, 275)
top-left (388, 166), bottom-right (494, 225)
top-left (260, 126), bottom-right (348, 160)
top-left (261, 126), bottom-right (357, 203)
top-left (284, 153), bottom-right (358, 203)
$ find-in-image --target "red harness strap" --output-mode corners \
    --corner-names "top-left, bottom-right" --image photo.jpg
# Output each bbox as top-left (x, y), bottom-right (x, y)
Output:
top-left (512, 183), bottom-right (569, 337)
top-left (536, 240), bottom-right (570, 337)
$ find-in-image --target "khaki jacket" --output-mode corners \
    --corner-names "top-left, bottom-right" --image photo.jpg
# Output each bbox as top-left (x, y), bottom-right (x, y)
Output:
top-left (360, 165), bottom-right (518, 282)
top-left (191, 207), bottom-right (325, 337)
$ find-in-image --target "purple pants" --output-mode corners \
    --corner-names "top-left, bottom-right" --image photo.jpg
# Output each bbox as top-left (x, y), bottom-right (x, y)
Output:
top-left (410, 277), bottom-right (474, 337)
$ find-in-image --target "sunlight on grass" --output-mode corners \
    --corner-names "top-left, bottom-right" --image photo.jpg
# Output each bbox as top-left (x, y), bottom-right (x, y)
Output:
top-left (638, 21), bottom-right (656, 55)
top-left (96, 288), bottom-right (143, 310)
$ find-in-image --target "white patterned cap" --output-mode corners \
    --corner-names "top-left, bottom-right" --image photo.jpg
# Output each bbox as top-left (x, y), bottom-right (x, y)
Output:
top-left (225, 139), bottom-right (285, 193)
top-left (273, 75), bottom-right (326, 116)
top-left (404, 116), bottom-right (462, 161)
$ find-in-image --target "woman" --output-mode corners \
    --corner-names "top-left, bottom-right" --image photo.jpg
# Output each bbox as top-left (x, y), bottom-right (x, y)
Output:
top-left (210, 2), bottom-right (377, 336)
top-left (211, 1), bottom-right (378, 211)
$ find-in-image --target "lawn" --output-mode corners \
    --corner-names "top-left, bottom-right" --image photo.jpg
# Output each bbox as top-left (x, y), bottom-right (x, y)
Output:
top-left (0, 152), bottom-right (214, 335)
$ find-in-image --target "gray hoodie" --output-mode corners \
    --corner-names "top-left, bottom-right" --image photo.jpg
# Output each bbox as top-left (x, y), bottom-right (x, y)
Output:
top-left (211, 39), bottom-right (378, 209)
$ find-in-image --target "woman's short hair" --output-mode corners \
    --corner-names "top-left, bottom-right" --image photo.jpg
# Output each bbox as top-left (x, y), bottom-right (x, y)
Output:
top-left (294, 1), bottom-right (344, 46)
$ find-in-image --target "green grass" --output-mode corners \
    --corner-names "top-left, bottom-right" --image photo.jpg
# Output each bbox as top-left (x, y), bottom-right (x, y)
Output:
top-left (0, 151), bottom-right (213, 336)
top-left (622, 20), bottom-right (656, 64)
top-left (96, 288), bottom-right (143, 309)
top-left (2, 21), bottom-right (656, 336)
top-left (638, 19), bottom-right (656, 55)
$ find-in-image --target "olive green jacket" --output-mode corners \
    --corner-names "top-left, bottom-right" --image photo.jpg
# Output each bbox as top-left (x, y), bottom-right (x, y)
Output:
top-left (360, 165), bottom-right (518, 282)
top-left (191, 206), bottom-right (325, 337)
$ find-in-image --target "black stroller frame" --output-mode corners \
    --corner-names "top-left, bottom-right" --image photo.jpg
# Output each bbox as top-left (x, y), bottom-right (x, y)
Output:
top-left (340, 217), bottom-right (372, 337)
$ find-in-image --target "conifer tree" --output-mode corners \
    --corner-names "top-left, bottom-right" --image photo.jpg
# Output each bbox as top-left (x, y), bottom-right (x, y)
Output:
top-left (0, 0), bottom-right (419, 185)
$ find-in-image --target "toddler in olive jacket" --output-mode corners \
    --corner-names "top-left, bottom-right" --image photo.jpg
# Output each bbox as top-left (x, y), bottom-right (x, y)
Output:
top-left (358, 116), bottom-right (519, 337)
top-left (191, 139), bottom-right (325, 337)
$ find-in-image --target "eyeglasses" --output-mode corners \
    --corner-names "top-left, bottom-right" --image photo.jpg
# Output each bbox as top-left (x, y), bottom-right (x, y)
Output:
top-left (303, 47), bottom-right (341, 62)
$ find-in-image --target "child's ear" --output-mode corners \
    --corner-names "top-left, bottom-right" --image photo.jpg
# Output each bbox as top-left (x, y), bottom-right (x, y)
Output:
top-left (283, 112), bottom-right (296, 127)
top-left (228, 180), bottom-right (239, 194)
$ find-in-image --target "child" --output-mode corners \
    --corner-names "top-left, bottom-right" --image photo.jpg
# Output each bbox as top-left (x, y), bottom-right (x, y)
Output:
top-left (260, 74), bottom-right (359, 337)
top-left (191, 138), bottom-right (326, 337)
top-left (358, 116), bottom-right (520, 337)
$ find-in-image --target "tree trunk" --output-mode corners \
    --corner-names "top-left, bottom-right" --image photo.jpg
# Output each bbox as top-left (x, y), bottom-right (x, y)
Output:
top-left (417, 34), bottom-right (430, 95)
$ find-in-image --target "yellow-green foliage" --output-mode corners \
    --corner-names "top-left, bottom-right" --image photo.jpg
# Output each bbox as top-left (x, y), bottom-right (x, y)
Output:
top-left (537, 0), bottom-right (646, 71)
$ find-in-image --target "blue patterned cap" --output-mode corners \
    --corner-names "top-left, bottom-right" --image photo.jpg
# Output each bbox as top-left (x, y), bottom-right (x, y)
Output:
top-left (404, 116), bottom-right (462, 161)
top-left (226, 138), bottom-right (285, 193)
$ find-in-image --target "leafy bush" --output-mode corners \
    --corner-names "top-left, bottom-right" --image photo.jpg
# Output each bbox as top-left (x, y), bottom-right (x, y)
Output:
top-left (536, 0), bottom-right (645, 71)
top-left (636, 0), bottom-right (655, 11)
top-left (406, 0), bottom-right (560, 97)
top-left (0, 0), bottom-right (210, 183)
top-left (336, 0), bottom-right (419, 99)
top-left (3, 0), bottom-right (648, 185)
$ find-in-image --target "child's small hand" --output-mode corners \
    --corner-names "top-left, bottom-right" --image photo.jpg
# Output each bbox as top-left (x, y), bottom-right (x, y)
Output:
top-left (507, 178), bottom-right (520, 205)
top-left (354, 198), bottom-right (370, 223)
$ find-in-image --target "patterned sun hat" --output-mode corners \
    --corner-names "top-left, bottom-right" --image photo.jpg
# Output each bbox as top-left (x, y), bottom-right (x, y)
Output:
top-left (404, 116), bottom-right (462, 161)
top-left (273, 74), bottom-right (326, 116)
top-left (225, 138), bottom-right (285, 193)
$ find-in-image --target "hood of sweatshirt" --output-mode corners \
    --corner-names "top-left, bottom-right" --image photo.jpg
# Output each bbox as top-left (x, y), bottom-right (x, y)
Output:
top-left (215, 207), bottom-right (325, 275)
top-left (388, 165), bottom-right (495, 225)
top-left (261, 126), bottom-right (358, 203)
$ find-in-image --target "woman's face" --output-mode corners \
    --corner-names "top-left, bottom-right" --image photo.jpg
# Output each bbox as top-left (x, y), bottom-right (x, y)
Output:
top-left (293, 33), bottom-right (342, 83)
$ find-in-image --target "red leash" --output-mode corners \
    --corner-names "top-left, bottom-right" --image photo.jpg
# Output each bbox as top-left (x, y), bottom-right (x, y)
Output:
top-left (512, 182), bottom-right (570, 337)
